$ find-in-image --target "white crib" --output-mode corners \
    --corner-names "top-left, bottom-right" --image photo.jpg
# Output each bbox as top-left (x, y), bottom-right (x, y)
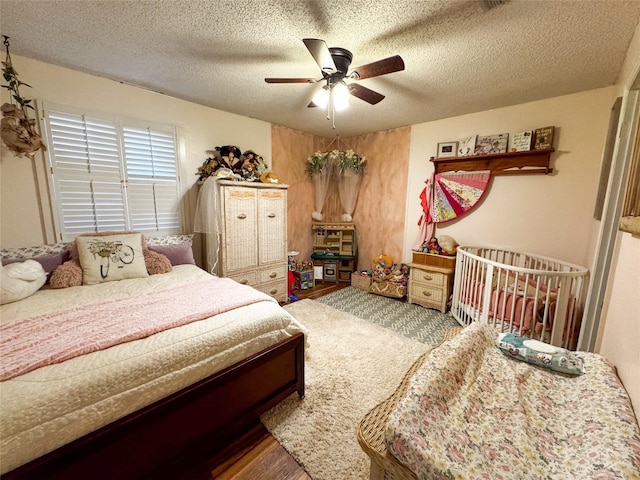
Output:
top-left (451, 246), bottom-right (589, 349)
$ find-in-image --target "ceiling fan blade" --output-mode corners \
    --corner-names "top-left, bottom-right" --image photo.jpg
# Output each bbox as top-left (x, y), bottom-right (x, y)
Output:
top-left (348, 83), bottom-right (385, 105)
top-left (350, 55), bottom-right (405, 80)
top-left (265, 78), bottom-right (318, 83)
top-left (303, 38), bottom-right (337, 74)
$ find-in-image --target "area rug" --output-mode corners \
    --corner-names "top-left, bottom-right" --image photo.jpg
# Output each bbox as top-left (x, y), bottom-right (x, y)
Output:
top-left (261, 299), bottom-right (440, 480)
top-left (317, 286), bottom-right (460, 345)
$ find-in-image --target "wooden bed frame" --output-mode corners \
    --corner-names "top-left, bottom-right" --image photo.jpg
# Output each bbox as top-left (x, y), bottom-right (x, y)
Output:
top-left (4, 332), bottom-right (305, 480)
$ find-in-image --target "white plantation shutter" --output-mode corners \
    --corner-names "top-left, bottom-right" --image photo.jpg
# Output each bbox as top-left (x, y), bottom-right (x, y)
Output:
top-left (44, 105), bottom-right (182, 241)
top-left (123, 126), bottom-right (181, 232)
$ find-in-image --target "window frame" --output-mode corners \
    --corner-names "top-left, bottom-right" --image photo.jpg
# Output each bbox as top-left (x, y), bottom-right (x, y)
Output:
top-left (39, 101), bottom-right (185, 242)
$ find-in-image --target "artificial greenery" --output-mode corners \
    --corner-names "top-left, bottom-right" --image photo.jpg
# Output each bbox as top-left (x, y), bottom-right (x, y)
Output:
top-left (305, 149), bottom-right (365, 175)
top-left (1, 35), bottom-right (46, 158)
top-left (2, 39), bottom-right (34, 113)
top-left (337, 149), bottom-right (366, 174)
top-left (305, 151), bottom-right (330, 175)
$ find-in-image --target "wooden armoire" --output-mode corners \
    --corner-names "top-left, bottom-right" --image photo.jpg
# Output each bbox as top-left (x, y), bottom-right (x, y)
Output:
top-left (205, 180), bottom-right (288, 302)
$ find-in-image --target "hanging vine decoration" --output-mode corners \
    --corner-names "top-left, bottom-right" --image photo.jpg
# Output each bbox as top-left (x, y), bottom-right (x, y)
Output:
top-left (1, 35), bottom-right (46, 158)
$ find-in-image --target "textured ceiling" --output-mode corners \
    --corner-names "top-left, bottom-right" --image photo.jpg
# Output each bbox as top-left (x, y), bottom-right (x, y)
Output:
top-left (1, 0), bottom-right (639, 138)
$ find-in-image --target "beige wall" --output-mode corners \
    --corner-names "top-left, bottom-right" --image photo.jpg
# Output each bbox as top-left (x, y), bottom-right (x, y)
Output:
top-left (405, 88), bottom-right (616, 269)
top-left (0, 55), bottom-right (273, 265)
top-left (597, 22), bottom-right (640, 415)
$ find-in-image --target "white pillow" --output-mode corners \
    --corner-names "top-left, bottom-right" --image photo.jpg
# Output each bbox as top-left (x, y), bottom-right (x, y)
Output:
top-left (76, 233), bottom-right (149, 285)
top-left (0, 259), bottom-right (47, 304)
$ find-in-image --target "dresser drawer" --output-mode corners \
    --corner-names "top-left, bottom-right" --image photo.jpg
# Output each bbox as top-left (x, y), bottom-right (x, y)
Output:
top-left (259, 265), bottom-right (287, 283)
top-left (228, 270), bottom-right (258, 286)
top-left (257, 279), bottom-right (287, 302)
top-left (409, 283), bottom-right (446, 304)
top-left (411, 269), bottom-right (446, 287)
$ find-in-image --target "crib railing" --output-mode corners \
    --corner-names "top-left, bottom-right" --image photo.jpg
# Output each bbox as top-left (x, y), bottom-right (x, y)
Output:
top-left (451, 247), bottom-right (589, 349)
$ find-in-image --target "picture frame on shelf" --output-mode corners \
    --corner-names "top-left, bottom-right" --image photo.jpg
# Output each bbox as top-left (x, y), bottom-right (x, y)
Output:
top-left (457, 135), bottom-right (477, 157)
top-left (534, 126), bottom-right (555, 150)
top-left (437, 141), bottom-right (458, 158)
top-left (474, 133), bottom-right (509, 155)
top-left (510, 130), bottom-right (533, 152)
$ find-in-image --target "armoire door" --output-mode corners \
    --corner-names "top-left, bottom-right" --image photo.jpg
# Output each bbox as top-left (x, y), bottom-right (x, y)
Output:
top-left (258, 188), bottom-right (287, 265)
top-left (222, 186), bottom-right (258, 272)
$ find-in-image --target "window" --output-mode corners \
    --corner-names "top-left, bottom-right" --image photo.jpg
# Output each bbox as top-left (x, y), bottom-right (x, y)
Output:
top-left (42, 104), bottom-right (182, 241)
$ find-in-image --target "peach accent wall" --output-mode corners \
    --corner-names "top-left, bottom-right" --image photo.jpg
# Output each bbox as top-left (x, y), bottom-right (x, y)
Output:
top-left (271, 125), bottom-right (320, 260)
top-left (272, 126), bottom-right (410, 271)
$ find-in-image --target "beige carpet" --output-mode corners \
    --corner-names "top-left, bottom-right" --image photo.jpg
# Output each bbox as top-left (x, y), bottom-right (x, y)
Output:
top-left (261, 299), bottom-right (432, 480)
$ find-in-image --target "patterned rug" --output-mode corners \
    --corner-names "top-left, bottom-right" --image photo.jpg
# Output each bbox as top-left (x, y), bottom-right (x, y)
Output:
top-left (316, 286), bottom-right (460, 347)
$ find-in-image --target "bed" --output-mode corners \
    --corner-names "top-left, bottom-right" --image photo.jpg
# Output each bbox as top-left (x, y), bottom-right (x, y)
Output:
top-left (450, 246), bottom-right (588, 349)
top-left (0, 237), bottom-right (306, 479)
top-left (358, 323), bottom-right (640, 480)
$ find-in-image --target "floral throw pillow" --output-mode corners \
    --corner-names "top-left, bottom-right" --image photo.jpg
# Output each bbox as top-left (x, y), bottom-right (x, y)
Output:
top-left (76, 233), bottom-right (149, 285)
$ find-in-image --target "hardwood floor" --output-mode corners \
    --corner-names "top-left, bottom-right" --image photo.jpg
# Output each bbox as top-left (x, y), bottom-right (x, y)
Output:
top-left (211, 280), bottom-right (349, 479)
top-left (211, 424), bottom-right (312, 480)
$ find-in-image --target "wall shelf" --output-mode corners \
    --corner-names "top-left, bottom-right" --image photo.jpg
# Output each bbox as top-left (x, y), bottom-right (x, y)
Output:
top-left (430, 149), bottom-right (554, 176)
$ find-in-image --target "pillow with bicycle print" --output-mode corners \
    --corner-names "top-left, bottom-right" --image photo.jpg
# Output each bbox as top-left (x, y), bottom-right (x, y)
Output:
top-left (76, 233), bottom-right (149, 285)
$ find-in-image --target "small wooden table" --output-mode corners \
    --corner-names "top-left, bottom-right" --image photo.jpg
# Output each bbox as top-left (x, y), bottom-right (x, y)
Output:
top-left (408, 262), bottom-right (455, 313)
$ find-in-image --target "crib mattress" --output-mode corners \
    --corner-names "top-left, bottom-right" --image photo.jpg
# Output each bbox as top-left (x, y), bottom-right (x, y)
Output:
top-left (0, 265), bottom-right (307, 473)
top-left (385, 322), bottom-right (640, 479)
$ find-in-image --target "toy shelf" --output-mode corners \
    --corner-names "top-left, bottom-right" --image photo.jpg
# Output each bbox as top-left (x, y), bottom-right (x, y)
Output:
top-left (430, 149), bottom-right (554, 176)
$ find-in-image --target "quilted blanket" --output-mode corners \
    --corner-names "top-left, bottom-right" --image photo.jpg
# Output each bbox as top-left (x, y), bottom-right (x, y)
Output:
top-left (0, 277), bottom-right (274, 380)
top-left (385, 322), bottom-right (640, 479)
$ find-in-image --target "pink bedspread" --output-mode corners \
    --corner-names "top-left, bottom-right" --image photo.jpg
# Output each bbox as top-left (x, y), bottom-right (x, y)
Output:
top-left (0, 277), bottom-right (275, 381)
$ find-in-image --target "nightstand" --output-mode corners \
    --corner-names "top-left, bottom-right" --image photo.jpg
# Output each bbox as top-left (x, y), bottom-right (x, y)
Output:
top-left (408, 262), bottom-right (455, 313)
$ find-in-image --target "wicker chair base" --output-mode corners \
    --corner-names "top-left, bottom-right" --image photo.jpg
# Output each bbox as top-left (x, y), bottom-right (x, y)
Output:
top-left (356, 326), bottom-right (463, 480)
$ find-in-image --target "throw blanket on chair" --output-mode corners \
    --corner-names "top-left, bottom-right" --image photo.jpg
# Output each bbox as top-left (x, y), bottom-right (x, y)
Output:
top-left (0, 278), bottom-right (275, 380)
top-left (385, 322), bottom-right (640, 479)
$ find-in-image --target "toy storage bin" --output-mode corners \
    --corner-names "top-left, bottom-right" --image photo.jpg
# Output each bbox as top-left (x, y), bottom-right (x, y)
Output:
top-left (351, 274), bottom-right (372, 291)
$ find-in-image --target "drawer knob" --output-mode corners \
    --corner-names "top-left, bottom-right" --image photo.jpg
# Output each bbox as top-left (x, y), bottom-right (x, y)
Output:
top-left (267, 212), bottom-right (276, 218)
top-left (240, 279), bottom-right (249, 285)
top-left (423, 275), bottom-right (433, 281)
top-left (237, 213), bottom-right (247, 219)
top-left (422, 291), bottom-right (432, 296)
top-left (270, 289), bottom-right (278, 295)
top-left (269, 272), bottom-right (277, 278)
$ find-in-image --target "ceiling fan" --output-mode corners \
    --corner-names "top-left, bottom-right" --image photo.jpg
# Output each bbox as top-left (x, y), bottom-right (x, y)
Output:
top-left (264, 38), bottom-right (405, 107)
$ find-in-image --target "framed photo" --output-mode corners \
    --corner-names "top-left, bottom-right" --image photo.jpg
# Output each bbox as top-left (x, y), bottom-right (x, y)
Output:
top-left (534, 126), bottom-right (555, 150)
top-left (437, 141), bottom-right (458, 158)
top-left (510, 131), bottom-right (533, 152)
top-left (458, 135), bottom-right (477, 157)
top-left (474, 133), bottom-right (509, 155)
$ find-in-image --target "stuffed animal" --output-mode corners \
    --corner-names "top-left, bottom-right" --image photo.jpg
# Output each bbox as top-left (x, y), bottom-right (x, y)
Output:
top-left (438, 235), bottom-right (459, 256)
top-left (372, 262), bottom-right (388, 282)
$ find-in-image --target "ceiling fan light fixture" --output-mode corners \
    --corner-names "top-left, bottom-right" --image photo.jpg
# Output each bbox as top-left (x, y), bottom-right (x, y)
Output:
top-left (312, 85), bottom-right (330, 108)
top-left (333, 82), bottom-right (349, 111)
